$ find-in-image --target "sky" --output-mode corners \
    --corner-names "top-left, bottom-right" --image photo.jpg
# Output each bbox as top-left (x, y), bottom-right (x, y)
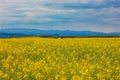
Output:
top-left (0, 0), bottom-right (120, 32)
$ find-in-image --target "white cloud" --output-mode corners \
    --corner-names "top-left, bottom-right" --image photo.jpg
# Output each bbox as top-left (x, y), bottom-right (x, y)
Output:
top-left (0, 0), bottom-right (120, 32)
top-left (0, 8), bottom-right (7, 14)
top-left (0, 0), bottom-right (106, 4)
top-left (23, 12), bottom-right (35, 17)
top-left (16, 7), bottom-right (76, 14)
top-left (80, 0), bottom-right (105, 4)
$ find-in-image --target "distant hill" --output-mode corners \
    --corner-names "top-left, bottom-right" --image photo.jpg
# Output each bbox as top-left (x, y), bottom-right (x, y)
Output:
top-left (0, 28), bottom-right (120, 38)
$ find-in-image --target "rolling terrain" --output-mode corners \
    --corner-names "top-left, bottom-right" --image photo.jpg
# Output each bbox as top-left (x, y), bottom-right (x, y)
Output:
top-left (0, 28), bottom-right (120, 38)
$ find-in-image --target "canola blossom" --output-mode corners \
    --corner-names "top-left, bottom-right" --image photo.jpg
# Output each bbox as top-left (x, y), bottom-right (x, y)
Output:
top-left (0, 37), bottom-right (120, 80)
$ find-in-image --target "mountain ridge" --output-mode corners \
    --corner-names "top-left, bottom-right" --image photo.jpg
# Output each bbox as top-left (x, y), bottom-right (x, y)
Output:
top-left (0, 28), bottom-right (120, 38)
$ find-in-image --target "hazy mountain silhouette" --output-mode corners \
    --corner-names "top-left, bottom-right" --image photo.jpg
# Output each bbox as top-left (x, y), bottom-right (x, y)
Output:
top-left (0, 28), bottom-right (120, 38)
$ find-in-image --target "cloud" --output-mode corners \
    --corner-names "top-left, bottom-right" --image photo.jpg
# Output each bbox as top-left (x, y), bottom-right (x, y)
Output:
top-left (0, 0), bottom-right (120, 32)
top-left (39, 0), bottom-right (105, 4)
top-left (0, 8), bottom-right (7, 15)
top-left (16, 7), bottom-right (76, 13)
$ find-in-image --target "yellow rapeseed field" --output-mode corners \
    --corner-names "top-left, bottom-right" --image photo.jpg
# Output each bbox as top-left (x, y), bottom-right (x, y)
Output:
top-left (0, 37), bottom-right (120, 80)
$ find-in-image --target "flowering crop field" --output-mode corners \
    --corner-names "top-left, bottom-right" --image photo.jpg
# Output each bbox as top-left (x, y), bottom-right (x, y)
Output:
top-left (0, 37), bottom-right (120, 80)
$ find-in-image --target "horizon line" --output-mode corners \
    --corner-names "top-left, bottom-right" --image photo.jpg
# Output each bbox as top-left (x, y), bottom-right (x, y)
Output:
top-left (0, 28), bottom-right (120, 33)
